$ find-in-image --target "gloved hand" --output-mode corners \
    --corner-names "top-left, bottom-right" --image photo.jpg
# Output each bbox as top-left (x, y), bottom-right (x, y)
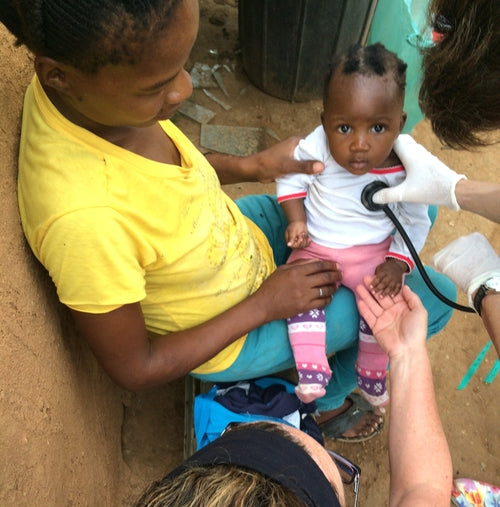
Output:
top-left (431, 232), bottom-right (500, 308)
top-left (372, 134), bottom-right (467, 211)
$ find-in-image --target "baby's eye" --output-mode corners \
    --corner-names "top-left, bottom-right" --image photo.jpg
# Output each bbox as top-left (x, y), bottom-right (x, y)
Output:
top-left (372, 124), bottom-right (385, 133)
top-left (337, 124), bottom-right (351, 134)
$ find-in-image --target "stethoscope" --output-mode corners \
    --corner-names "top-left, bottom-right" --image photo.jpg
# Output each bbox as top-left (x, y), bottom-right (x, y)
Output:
top-left (360, 181), bottom-right (474, 313)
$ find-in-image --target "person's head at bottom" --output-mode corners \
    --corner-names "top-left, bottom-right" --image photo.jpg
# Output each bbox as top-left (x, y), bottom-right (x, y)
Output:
top-left (135, 420), bottom-right (361, 507)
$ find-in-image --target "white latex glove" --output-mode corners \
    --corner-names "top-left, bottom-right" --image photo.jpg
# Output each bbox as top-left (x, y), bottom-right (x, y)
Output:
top-left (431, 232), bottom-right (500, 308)
top-left (372, 134), bottom-right (467, 211)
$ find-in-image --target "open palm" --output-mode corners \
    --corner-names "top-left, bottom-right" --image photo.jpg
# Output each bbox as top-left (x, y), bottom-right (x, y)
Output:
top-left (356, 276), bottom-right (428, 358)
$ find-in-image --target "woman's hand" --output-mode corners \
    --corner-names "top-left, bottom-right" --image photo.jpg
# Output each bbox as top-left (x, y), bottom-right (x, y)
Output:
top-left (360, 274), bottom-right (454, 507)
top-left (226, 136), bottom-right (323, 183)
top-left (356, 275), bottom-right (428, 359)
top-left (206, 136), bottom-right (324, 185)
top-left (251, 259), bottom-right (341, 321)
top-left (249, 136), bottom-right (324, 183)
top-left (431, 232), bottom-right (500, 308)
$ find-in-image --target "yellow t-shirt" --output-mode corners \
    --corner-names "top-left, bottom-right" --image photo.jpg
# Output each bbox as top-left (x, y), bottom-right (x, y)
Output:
top-left (18, 76), bottom-right (276, 374)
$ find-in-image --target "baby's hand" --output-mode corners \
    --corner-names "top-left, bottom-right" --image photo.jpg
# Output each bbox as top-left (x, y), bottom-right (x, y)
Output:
top-left (371, 259), bottom-right (409, 297)
top-left (285, 221), bottom-right (311, 249)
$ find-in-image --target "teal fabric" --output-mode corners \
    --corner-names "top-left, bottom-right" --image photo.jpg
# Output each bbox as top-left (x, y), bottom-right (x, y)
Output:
top-left (194, 195), bottom-right (455, 411)
top-left (367, 0), bottom-right (433, 133)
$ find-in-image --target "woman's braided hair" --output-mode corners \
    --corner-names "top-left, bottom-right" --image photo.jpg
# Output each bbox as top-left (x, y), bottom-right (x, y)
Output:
top-left (0, 0), bottom-right (182, 74)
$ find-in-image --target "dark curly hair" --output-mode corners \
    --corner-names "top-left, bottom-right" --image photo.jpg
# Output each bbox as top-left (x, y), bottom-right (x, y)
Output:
top-left (324, 43), bottom-right (407, 107)
top-left (419, 0), bottom-right (500, 148)
top-left (0, 0), bottom-right (183, 74)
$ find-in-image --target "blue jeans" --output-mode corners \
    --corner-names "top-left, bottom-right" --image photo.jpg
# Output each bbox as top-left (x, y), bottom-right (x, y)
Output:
top-left (193, 195), bottom-right (455, 411)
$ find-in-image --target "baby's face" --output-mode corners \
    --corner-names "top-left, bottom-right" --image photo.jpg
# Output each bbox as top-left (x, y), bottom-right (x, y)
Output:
top-left (322, 71), bottom-right (406, 175)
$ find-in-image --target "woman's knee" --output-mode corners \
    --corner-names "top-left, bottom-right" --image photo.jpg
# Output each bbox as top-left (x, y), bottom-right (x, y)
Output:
top-left (406, 267), bottom-right (456, 336)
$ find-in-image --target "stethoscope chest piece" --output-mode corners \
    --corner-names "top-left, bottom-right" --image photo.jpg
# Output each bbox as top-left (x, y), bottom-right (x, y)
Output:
top-left (360, 181), bottom-right (389, 212)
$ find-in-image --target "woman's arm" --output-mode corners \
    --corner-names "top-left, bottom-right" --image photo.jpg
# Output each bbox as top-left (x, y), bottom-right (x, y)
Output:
top-left (71, 259), bottom-right (340, 390)
top-left (375, 135), bottom-right (500, 223)
top-left (356, 278), bottom-right (452, 507)
top-left (480, 293), bottom-right (500, 354)
top-left (374, 135), bottom-right (500, 224)
top-left (386, 322), bottom-right (452, 507)
top-left (454, 178), bottom-right (500, 223)
top-left (205, 136), bottom-right (324, 185)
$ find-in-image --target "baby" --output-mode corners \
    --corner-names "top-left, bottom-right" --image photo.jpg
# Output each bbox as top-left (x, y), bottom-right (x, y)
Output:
top-left (277, 43), bottom-right (430, 406)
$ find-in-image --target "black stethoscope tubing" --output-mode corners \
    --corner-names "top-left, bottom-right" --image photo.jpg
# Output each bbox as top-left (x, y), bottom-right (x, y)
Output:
top-left (361, 181), bottom-right (474, 313)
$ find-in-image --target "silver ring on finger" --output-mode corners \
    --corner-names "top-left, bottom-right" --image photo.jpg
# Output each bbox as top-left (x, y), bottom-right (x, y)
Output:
top-left (319, 287), bottom-right (323, 297)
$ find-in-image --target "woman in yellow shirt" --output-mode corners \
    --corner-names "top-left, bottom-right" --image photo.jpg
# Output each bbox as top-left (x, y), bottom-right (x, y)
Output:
top-left (3, 0), bottom-right (454, 441)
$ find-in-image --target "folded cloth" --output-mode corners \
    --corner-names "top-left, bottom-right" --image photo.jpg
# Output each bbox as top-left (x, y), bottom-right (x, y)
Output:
top-left (194, 377), bottom-right (322, 450)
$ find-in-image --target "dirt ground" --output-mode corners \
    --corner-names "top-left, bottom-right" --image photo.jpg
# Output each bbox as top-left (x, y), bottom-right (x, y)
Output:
top-left (0, 1), bottom-right (498, 505)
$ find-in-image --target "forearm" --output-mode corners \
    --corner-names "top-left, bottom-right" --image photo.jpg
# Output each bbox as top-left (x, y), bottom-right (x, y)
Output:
top-left (147, 292), bottom-right (272, 384)
top-left (388, 346), bottom-right (452, 506)
top-left (355, 281), bottom-right (452, 504)
top-left (455, 179), bottom-right (500, 223)
top-left (431, 232), bottom-right (500, 352)
top-left (74, 261), bottom-right (340, 390)
top-left (280, 198), bottom-right (307, 223)
top-left (480, 293), bottom-right (500, 356)
top-left (205, 152), bottom-right (257, 185)
top-left (72, 294), bottom-right (271, 391)
top-left (147, 259), bottom-right (339, 382)
top-left (205, 137), bottom-right (324, 185)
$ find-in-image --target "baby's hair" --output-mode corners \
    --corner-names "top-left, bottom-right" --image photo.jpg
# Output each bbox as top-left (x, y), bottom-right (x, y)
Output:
top-left (323, 42), bottom-right (407, 106)
top-left (0, 0), bottom-right (182, 74)
top-left (419, 0), bottom-right (500, 149)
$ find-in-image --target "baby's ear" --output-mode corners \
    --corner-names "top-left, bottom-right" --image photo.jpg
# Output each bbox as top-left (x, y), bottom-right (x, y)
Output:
top-left (34, 56), bottom-right (71, 93)
top-left (399, 111), bottom-right (408, 132)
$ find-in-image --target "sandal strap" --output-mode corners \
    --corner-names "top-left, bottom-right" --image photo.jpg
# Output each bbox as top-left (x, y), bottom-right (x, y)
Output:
top-left (319, 393), bottom-right (383, 442)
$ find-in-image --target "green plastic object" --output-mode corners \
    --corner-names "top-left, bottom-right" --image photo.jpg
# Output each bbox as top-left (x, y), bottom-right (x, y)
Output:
top-left (367, 0), bottom-right (433, 132)
top-left (238, 0), bottom-right (378, 102)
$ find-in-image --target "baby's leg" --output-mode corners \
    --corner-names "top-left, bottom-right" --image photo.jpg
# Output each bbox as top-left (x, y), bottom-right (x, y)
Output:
top-left (287, 309), bottom-right (332, 403)
top-left (355, 317), bottom-right (389, 407)
top-left (285, 242), bottom-right (335, 403)
top-left (337, 240), bottom-right (392, 407)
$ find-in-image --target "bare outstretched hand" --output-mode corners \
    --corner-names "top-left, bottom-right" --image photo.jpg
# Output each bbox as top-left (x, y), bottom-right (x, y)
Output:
top-left (356, 275), bottom-right (428, 359)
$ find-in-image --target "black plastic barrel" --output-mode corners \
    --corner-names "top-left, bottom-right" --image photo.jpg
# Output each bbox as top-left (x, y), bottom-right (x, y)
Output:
top-left (238, 0), bottom-right (378, 102)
